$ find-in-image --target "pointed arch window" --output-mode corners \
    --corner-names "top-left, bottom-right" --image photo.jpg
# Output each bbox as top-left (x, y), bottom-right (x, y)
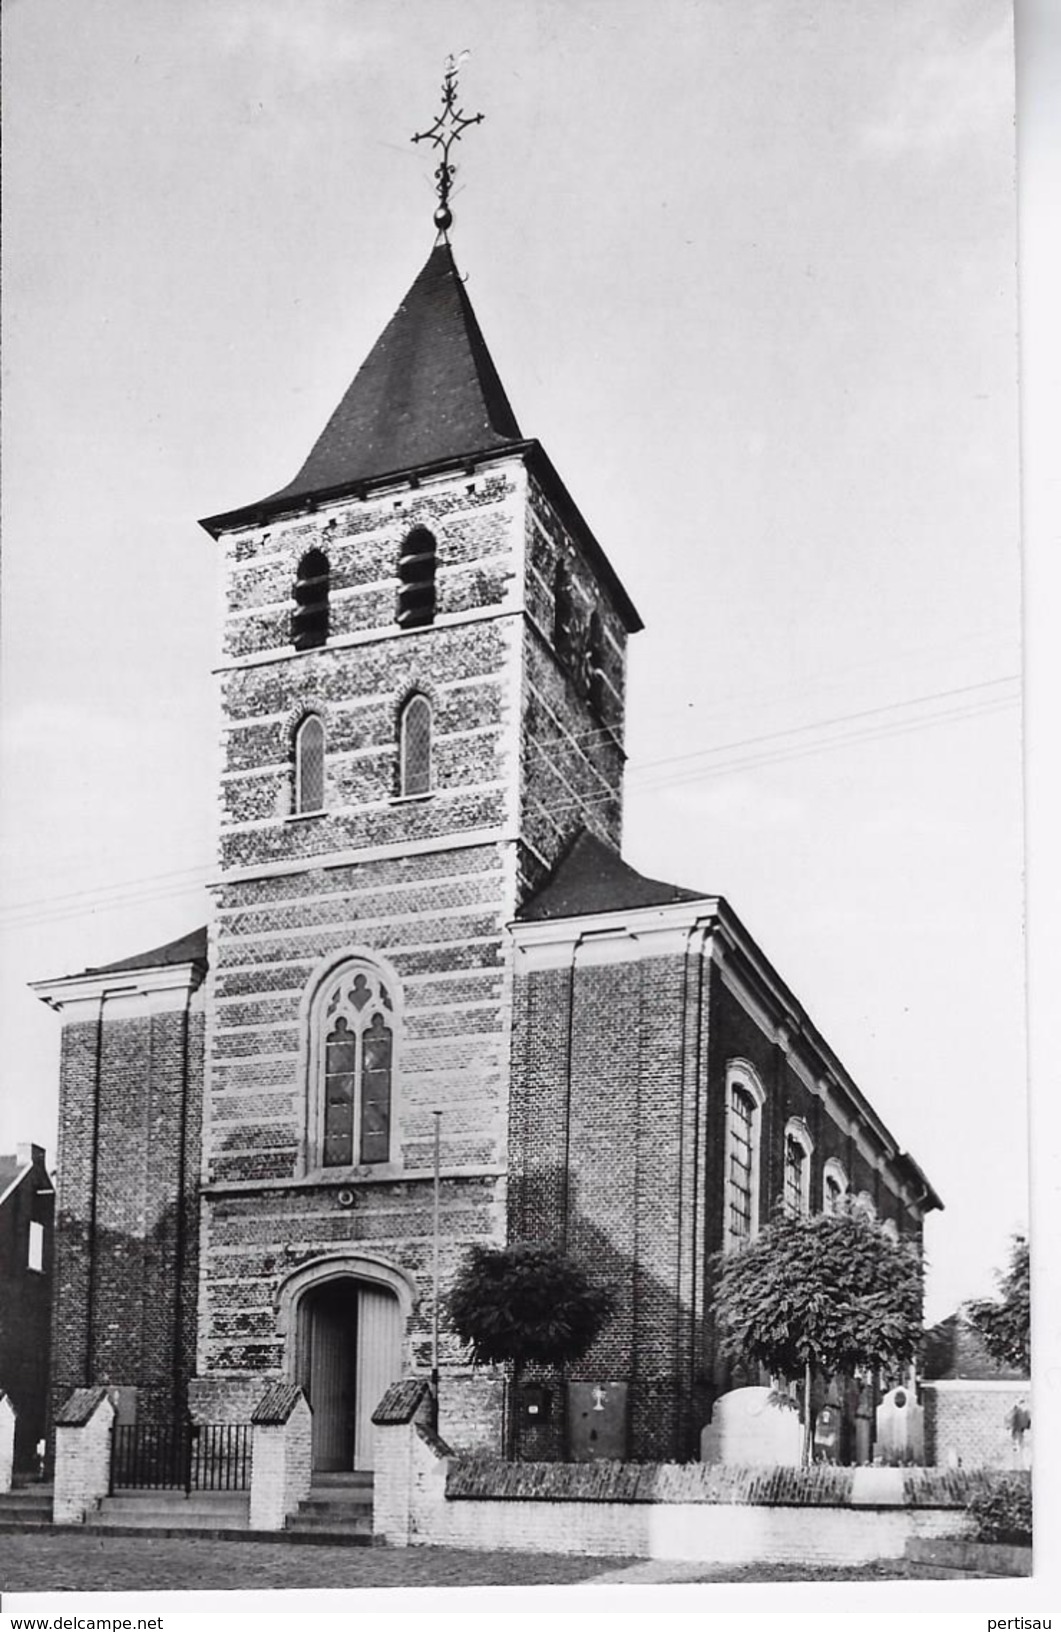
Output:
top-left (292, 549), bottom-right (330, 650)
top-left (724, 1063), bottom-right (764, 1250)
top-left (397, 527), bottom-right (437, 628)
top-left (314, 963), bottom-right (396, 1168)
top-left (399, 694), bottom-right (432, 797)
top-left (294, 714), bottom-right (326, 814)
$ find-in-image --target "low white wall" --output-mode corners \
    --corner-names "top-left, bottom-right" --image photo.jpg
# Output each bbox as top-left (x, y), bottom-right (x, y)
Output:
top-left (374, 1420), bottom-right (973, 1565)
top-left (427, 1495), bottom-right (969, 1564)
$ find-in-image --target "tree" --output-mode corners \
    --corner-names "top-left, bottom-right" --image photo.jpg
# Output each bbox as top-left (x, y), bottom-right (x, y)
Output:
top-left (964, 1234), bottom-right (1030, 1373)
top-left (447, 1241), bottom-right (615, 1456)
top-left (711, 1206), bottom-right (924, 1464)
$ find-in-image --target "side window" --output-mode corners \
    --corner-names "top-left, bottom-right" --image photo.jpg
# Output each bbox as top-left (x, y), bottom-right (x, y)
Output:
top-left (315, 964), bottom-right (396, 1168)
top-left (397, 527), bottom-right (437, 628)
top-left (28, 1220), bottom-right (44, 1273)
top-left (724, 1064), bottom-right (764, 1249)
top-left (399, 694), bottom-right (432, 797)
top-left (553, 561), bottom-right (573, 659)
top-left (294, 714), bottom-right (326, 814)
top-left (587, 610), bottom-right (606, 714)
top-left (292, 549), bottom-right (330, 650)
top-left (782, 1119), bottom-right (814, 1218)
top-left (822, 1158), bottom-right (849, 1215)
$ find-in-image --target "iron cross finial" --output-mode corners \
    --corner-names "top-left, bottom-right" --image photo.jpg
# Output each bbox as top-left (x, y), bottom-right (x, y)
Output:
top-left (411, 53), bottom-right (484, 235)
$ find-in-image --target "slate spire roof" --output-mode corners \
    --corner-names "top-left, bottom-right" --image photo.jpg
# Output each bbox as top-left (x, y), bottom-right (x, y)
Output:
top-left (203, 242), bottom-right (523, 532)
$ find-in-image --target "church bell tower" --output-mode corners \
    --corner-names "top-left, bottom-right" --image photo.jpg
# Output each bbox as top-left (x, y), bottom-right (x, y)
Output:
top-left (192, 66), bottom-right (641, 1451)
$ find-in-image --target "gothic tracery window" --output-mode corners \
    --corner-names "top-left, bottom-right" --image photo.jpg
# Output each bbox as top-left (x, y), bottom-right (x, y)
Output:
top-left (317, 964), bottom-right (396, 1168)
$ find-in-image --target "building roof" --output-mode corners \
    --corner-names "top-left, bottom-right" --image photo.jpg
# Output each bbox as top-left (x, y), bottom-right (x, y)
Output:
top-left (517, 830), bottom-right (705, 922)
top-left (201, 241), bottom-right (523, 531)
top-left (81, 925), bottom-right (209, 977)
top-left (0, 1155), bottom-right (22, 1195)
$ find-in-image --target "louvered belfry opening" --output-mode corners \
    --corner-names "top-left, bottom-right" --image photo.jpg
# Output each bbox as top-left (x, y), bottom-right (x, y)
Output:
top-left (397, 526), bottom-right (437, 628)
top-left (293, 548), bottom-right (330, 649)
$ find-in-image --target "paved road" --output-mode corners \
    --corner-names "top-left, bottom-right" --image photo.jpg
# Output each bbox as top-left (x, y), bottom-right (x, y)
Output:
top-left (0, 1534), bottom-right (933, 1595)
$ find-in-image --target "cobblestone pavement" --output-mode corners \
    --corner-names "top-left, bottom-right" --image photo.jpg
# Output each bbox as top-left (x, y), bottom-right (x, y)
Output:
top-left (0, 1534), bottom-right (626, 1595)
top-left (0, 1534), bottom-right (937, 1596)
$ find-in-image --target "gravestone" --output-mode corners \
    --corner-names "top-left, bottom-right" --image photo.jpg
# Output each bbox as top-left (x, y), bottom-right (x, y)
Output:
top-left (875, 1384), bottom-right (924, 1465)
top-left (700, 1386), bottom-right (802, 1466)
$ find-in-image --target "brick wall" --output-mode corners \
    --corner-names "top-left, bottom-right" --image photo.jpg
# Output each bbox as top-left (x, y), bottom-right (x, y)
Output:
top-left (51, 998), bottom-right (203, 1425)
top-left (509, 929), bottom-right (709, 1460)
top-left (509, 919), bottom-right (931, 1463)
top-left (923, 1382), bottom-right (1032, 1470)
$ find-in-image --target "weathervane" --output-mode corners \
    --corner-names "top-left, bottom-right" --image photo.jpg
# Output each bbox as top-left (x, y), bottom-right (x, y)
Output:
top-left (412, 53), bottom-right (483, 235)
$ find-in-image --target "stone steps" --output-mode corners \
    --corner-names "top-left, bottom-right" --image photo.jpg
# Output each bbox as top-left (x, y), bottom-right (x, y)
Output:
top-left (88, 1491), bottom-right (250, 1532)
top-left (284, 1472), bottom-right (375, 1542)
top-left (0, 1487), bottom-right (54, 1530)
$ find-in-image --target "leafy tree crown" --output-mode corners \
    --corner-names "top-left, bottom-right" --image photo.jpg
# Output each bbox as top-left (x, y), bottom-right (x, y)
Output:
top-left (711, 1205), bottom-right (924, 1383)
top-left (447, 1241), bottom-right (615, 1370)
top-left (963, 1234), bottom-right (1030, 1373)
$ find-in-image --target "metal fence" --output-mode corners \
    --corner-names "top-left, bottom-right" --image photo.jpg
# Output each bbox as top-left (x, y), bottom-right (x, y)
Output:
top-left (110, 1422), bottom-right (251, 1493)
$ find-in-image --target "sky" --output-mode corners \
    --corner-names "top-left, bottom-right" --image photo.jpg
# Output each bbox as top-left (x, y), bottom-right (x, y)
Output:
top-left (0, 0), bottom-right (1030, 1334)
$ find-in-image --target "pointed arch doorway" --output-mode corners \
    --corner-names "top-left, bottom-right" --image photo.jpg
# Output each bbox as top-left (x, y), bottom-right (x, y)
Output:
top-left (294, 1276), bottom-right (404, 1472)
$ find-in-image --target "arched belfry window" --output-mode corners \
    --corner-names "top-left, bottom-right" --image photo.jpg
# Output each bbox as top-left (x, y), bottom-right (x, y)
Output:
top-left (294, 714), bottom-right (326, 814)
top-left (293, 549), bottom-right (330, 650)
top-left (399, 694), bottom-right (432, 797)
top-left (314, 963), bottom-right (396, 1168)
top-left (397, 527), bottom-right (437, 629)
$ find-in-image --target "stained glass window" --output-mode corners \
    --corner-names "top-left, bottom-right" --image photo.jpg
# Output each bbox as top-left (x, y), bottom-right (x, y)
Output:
top-left (317, 965), bottom-right (396, 1168)
top-left (400, 694), bottom-right (432, 797)
top-left (295, 714), bottom-right (325, 813)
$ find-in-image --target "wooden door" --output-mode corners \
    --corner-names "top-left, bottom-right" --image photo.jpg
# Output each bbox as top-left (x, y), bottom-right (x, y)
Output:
top-left (354, 1283), bottom-right (403, 1471)
top-left (304, 1282), bottom-right (358, 1472)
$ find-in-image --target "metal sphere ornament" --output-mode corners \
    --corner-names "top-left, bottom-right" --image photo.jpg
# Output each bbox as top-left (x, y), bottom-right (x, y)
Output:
top-left (434, 203), bottom-right (453, 232)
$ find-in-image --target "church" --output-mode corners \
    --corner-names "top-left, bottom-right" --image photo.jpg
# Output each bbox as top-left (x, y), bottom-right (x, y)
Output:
top-left (32, 82), bottom-right (940, 1473)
